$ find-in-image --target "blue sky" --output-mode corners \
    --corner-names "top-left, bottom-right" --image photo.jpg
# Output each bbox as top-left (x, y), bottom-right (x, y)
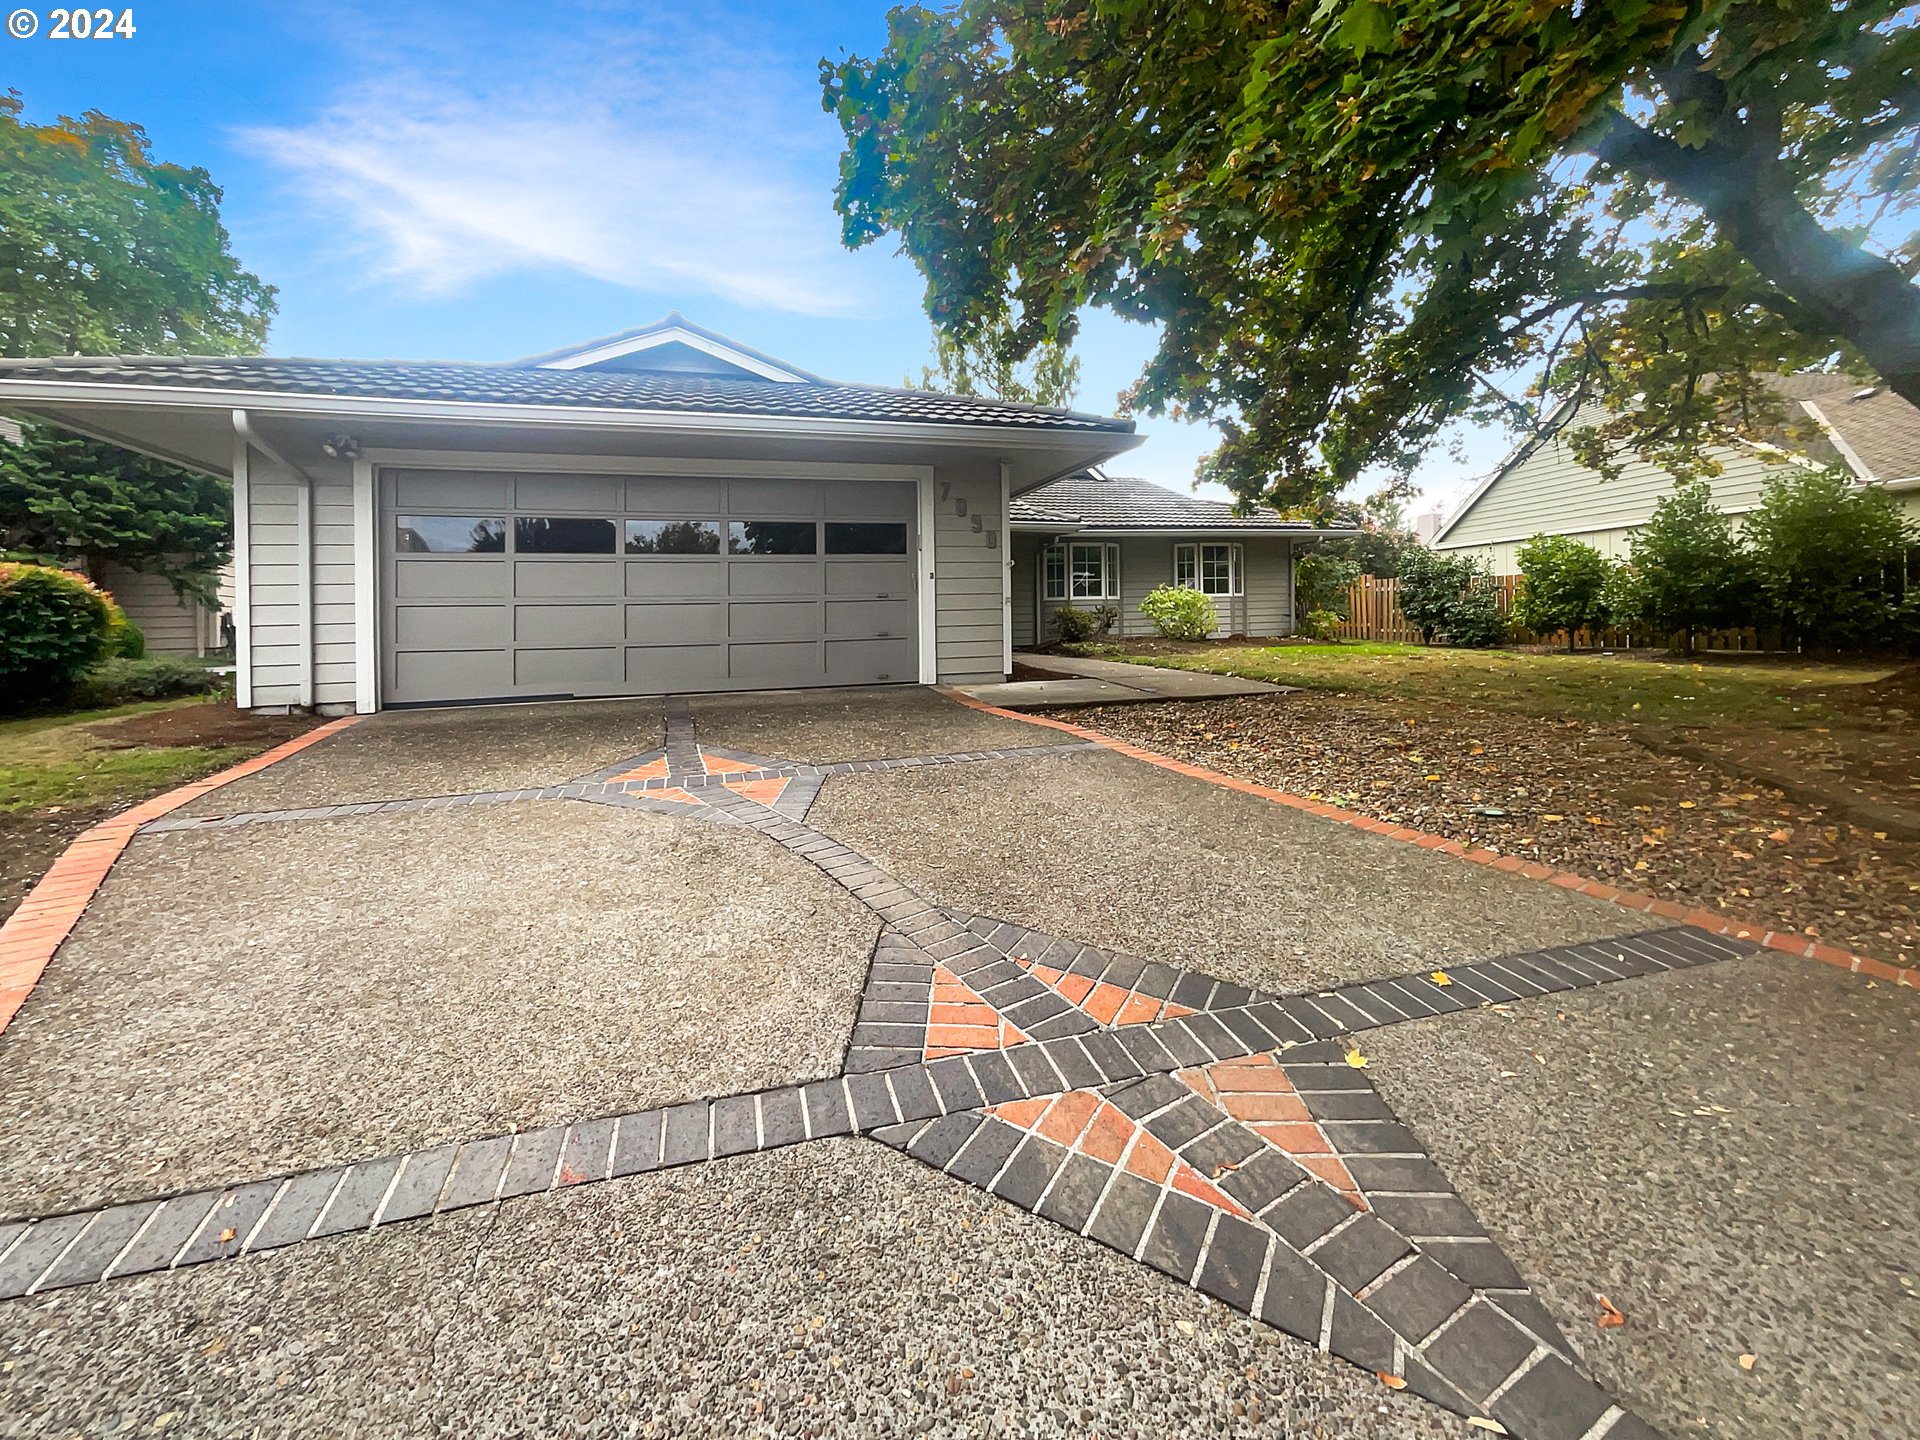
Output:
top-left (9, 0), bottom-right (1506, 517)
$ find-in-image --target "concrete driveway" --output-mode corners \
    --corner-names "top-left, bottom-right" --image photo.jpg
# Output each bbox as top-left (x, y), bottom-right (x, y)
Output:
top-left (1, 686), bottom-right (1912, 1440)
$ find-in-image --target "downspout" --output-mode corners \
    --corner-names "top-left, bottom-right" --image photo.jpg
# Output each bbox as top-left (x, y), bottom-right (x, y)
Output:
top-left (232, 409), bottom-right (315, 711)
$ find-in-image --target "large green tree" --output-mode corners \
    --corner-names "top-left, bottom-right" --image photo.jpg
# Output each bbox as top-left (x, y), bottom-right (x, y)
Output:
top-left (907, 312), bottom-right (1082, 406)
top-left (1, 422), bottom-right (232, 601)
top-left (823, 2), bottom-right (1920, 507)
top-left (0, 92), bottom-right (272, 589)
top-left (1, 93), bottom-right (275, 355)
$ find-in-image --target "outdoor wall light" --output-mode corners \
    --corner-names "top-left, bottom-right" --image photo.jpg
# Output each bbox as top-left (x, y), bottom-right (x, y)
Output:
top-left (320, 434), bottom-right (362, 460)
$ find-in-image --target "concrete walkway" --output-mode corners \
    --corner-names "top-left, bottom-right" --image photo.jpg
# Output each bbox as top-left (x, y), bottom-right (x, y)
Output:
top-left (957, 651), bottom-right (1289, 708)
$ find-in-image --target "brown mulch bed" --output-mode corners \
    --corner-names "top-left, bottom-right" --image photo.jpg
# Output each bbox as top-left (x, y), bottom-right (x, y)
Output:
top-left (1044, 693), bottom-right (1919, 969)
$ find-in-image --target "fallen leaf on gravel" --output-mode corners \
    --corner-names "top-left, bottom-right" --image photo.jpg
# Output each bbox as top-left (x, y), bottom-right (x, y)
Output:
top-left (1739, 1353), bottom-right (1757, 1371)
top-left (1541, 813), bottom-right (1565, 822)
top-left (1466, 1420), bottom-right (1509, 1435)
top-left (1679, 801), bottom-right (1697, 809)
top-left (1498, 1069), bottom-right (1521, 1078)
top-left (1375, 1372), bottom-right (1407, 1390)
top-left (1344, 1047), bottom-right (1369, 1069)
top-left (1430, 970), bottom-right (1453, 986)
top-left (1175, 1320), bottom-right (1196, 1337)
top-left (1595, 1294), bottom-right (1626, 1329)
top-left (1769, 828), bottom-right (1793, 842)
top-left (217, 1228), bottom-right (237, 1244)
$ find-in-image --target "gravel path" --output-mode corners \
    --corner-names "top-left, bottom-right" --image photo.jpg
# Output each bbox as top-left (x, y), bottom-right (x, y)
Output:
top-left (176, 699), bottom-right (667, 814)
top-left (1364, 955), bottom-right (1920, 1440)
top-left (808, 748), bottom-right (1659, 993)
top-left (691, 686), bottom-right (1045, 764)
top-left (0, 802), bottom-right (874, 1215)
top-left (0, 1140), bottom-right (1457, 1440)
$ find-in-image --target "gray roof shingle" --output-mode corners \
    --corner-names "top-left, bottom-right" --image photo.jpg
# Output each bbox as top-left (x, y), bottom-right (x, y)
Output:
top-left (1010, 471), bottom-right (1318, 531)
top-left (1796, 381), bottom-right (1920, 482)
top-left (0, 355), bottom-right (1133, 434)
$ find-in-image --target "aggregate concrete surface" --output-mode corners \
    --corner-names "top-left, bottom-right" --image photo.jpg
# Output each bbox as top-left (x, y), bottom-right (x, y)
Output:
top-left (176, 700), bottom-right (668, 815)
top-left (1365, 956), bottom-right (1920, 1440)
top-left (689, 687), bottom-right (1047, 765)
top-left (808, 748), bottom-right (1662, 992)
top-left (0, 802), bottom-right (874, 1216)
top-left (0, 1141), bottom-right (1459, 1440)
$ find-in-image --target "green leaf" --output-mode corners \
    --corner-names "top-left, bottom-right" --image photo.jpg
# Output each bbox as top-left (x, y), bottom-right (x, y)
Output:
top-left (1331, 1), bottom-right (1396, 58)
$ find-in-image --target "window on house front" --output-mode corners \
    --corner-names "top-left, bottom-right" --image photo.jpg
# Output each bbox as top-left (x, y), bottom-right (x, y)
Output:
top-left (1174, 542), bottom-right (1243, 597)
top-left (1044, 543), bottom-right (1118, 600)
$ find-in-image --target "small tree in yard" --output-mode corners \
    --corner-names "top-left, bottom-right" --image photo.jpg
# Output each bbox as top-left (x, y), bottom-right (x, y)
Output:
top-left (1292, 552), bottom-right (1359, 640)
top-left (1513, 534), bottom-right (1614, 651)
top-left (1139, 584), bottom-right (1217, 641)
top-left (1398, 547), bottom-right (1505, 647)
top-left (1608, 482), bottom-right (1747, 653)
top-left (1744, 469), bottom-right (1917, 653)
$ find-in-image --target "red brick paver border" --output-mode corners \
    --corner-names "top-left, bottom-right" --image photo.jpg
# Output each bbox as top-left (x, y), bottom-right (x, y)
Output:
top-left (0, 716), bottom-right (363, 1035)
top-left (939, 688), bottom-right (1920, 993)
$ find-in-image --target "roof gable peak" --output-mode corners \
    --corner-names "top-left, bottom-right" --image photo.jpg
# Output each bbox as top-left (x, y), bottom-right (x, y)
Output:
top-left (510, 315), bottom-right (819, 383)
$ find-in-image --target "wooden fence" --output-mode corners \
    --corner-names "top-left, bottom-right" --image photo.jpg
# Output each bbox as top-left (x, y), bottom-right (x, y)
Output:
top-left (1330, 574), bottom-right (1786, 652)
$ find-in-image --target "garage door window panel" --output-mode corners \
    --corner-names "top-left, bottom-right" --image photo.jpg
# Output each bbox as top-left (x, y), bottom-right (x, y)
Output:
top-left (515, 517), bottom-right (618, 554)
top-left (729, 521), bottom-right (818, 555)
top-left (626, 519), bottom-right (721, 555)
top-left (395, 516), bottom-right (505, 553)
top-left (825, 521), bottom-right (908, 555)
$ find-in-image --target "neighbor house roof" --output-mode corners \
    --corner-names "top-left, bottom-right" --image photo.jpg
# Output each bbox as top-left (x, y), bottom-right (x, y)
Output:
top-left (1009, 470), bottom-right (1342, 533)
top-left (1797, 380), bottom-right (1920, 483)
top-left (0, 354), bottom-right (1136, 435)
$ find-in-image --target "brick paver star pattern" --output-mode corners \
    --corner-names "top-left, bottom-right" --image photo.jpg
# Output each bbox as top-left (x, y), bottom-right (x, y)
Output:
top-left (0, 694), bottom-right (1785, 1440)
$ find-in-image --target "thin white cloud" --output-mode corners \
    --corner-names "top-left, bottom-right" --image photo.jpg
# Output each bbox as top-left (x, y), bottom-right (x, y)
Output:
top-left (239, 5), bottom-right (882, 316)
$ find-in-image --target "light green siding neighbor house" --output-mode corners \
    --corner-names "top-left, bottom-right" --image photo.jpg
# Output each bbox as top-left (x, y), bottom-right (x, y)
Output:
top-left (1432, 378), bottom-right (1920, 571)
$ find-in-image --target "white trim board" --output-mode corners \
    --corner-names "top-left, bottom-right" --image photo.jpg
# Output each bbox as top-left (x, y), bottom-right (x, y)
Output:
top-left (535, 325), bottom-right (811, 382)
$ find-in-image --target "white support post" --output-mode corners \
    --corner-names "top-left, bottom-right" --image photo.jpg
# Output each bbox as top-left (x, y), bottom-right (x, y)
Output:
top-left (353, 459), bottom-right (377, 713)
top-left (229, 417), bottom-right (252, 709)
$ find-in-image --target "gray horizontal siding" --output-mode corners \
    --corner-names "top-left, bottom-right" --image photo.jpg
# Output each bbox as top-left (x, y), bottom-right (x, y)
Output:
top-left (932, 457), bottom-right (1006, 682)
top-left (1012, 534), bottom-right (1297, 644)
top-left (1438, 403), bottom-right (1796, 554)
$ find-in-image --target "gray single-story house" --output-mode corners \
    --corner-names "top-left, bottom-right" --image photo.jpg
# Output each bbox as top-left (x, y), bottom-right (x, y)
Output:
top-left (0, 317), bottom-right (1146, 711)
top-left (1009, 470), bottom-right (1347, 644)
top-left (0, 316), bottom-right (1335, 711)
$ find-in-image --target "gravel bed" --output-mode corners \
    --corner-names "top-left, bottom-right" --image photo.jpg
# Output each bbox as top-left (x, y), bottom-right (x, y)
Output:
top-left (0, 801), bottom-right (873, 1215)
top-left (1364, 956), bottom-right (1920, 1440)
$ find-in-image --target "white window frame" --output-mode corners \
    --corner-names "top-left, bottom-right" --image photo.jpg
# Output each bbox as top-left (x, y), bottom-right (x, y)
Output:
top-left (1044, 542), bottom-right (1119, 601)
top-left (1174, 541), bottom-right (1243, 597)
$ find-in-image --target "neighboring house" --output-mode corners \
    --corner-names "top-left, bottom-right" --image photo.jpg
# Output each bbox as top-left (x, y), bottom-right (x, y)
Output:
top-left (1, 414), bottom-right (231, 657)
top-left (93, 560), bottom-right (230, 657)
top-left (1009, 470), bottom-right (1352, 644)
top-left (1431, 377), bottom-right (1920, 570)
top-left (0, 316), bottom-right (1140, 712)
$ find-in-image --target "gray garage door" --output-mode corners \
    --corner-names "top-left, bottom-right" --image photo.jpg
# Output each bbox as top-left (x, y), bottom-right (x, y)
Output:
top-left (381, 470), bottom-right (919, 704)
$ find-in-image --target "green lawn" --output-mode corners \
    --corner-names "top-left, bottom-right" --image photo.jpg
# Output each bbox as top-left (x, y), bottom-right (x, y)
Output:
top-left (0, 698), bottom-right (254, 814)
top-left (1066, 640), bottom-right (1902, 729)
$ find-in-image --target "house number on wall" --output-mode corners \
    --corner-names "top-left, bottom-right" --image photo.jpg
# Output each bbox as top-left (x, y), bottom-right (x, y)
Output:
top-left (938, 481), bottom-right (995, 543)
